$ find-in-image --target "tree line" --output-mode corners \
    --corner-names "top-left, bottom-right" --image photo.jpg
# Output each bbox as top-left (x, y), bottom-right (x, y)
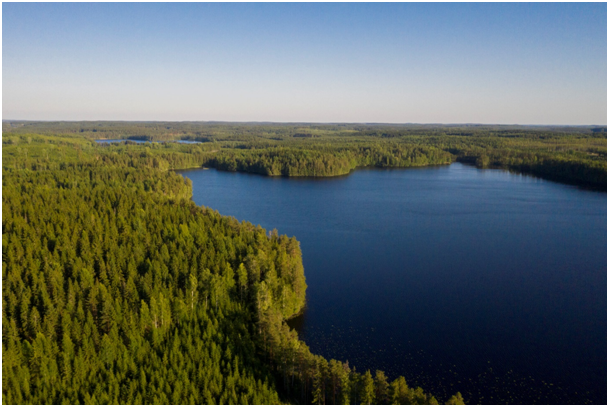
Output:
top-left (208, 145), bottom-right (451, 177)
top-left (4, 121), bottom-right (605, 189)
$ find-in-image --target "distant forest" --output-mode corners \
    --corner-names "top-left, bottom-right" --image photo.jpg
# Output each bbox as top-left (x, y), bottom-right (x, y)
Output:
top-left (3, 121), bottom-right (605, 189)
top-left (2, 121), bottom-right (605, 404)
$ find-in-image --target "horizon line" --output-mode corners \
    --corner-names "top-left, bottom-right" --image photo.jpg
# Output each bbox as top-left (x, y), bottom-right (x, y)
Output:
top-left (3, 119), bottom-right (607, 127)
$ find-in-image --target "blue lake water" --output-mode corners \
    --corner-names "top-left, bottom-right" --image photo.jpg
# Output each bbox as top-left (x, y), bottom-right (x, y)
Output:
top-left (177, 163), bottom-right (607, 404)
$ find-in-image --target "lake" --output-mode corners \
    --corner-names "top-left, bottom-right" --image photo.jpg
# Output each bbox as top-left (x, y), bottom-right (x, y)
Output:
top-left (177, 163), bottom-right (607, 404)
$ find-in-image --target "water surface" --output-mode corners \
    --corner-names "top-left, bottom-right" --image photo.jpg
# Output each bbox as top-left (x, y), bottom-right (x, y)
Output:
top-left (177, 163), bottom-right (606, 404)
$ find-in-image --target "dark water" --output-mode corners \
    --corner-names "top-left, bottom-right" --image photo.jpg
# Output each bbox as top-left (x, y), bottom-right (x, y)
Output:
top-left (177, 163), bottom-right (607, 404)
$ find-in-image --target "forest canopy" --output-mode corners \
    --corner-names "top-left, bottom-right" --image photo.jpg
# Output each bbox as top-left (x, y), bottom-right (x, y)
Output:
top-left (1, 124), bottom-right (481, 404)
top-left (2, 122), bottom-right (605, 404)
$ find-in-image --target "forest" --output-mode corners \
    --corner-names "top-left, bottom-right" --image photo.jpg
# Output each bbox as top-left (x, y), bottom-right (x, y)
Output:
top-left (2, 126), bottom-right (466, 404)
top-left (3, 121), bottom-right (605, 189)
top-left (2, 121), bottom-right (606, 404)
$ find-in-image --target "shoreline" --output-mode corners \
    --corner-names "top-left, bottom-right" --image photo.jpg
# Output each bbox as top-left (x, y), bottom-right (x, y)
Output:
top-left (173, 161), bottom-right (606, 191)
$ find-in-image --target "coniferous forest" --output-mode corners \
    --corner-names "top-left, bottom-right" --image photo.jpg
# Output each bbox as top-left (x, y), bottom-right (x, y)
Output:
top-left (2, 121), bottom-right (606, 404)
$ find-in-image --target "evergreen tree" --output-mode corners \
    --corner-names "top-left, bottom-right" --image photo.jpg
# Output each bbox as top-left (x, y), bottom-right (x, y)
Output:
top-left (360, 370), bottom-right (375, 405)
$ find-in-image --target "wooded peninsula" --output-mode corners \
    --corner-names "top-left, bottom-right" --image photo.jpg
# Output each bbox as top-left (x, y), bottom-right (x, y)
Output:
top-left (2, 121), bottom-right (605, 404)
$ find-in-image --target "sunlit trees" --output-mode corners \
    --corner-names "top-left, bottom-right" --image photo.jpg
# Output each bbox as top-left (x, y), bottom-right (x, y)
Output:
top-left (2, 133), bottom-right (469, 404)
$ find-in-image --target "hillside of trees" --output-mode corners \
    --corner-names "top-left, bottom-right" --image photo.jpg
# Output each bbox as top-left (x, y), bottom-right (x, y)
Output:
top-left (2, 132), bottom-right (465, 404)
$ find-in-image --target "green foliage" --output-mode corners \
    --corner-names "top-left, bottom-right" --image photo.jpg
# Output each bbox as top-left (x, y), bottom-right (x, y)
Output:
top-left (208, 144), bottom-right (451, 177)
top-left (6, 121), bottom-right (605, 404)
top-left (4, 121), bottom-right (605, 189)
top-left (374, 370), bottom-right (389, 405)
top-left (6, 121), bottom-right (604, 404)
top-left (2, 132), bottom-right (465, 404)
top-left (446, 392), bottom-right (465, 405)
top-left (360, 371), bottom-right (375, 405)
top-left (2, 157), bottom-right (295, 403)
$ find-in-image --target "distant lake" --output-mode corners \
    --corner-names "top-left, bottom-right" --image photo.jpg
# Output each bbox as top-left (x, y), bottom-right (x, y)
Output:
top-left (95, 139), bottom-right (201, 144)
top-left (177, 163), bottom-right (607, 404)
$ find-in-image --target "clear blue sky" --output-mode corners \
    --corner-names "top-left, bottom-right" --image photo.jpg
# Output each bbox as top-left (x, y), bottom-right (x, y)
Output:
top-left (3, 3), bottom-right (607, 124)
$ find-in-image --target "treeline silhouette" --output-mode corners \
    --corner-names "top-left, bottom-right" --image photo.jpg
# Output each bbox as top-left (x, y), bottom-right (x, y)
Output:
top-left (2, 134), bottom-right (464, 404)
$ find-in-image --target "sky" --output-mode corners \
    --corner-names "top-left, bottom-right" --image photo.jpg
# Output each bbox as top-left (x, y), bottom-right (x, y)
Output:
top-left (2, 3), bottom-right (607, 125)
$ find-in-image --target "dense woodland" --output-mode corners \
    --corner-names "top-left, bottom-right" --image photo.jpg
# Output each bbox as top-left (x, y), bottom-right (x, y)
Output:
top-left (3, 121), bottom-right (605, 188)
top-left (2, 122), bottom-right (605, 404)
top-left (2, 125), bottom-right (474, 405)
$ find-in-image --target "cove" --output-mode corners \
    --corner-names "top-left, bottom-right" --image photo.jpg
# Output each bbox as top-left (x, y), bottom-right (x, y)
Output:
top-left (176, 163), bottom-right (607, 404)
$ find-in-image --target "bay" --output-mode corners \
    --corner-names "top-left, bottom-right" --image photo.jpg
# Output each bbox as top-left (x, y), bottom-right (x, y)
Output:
top-left (177, 163), bottom-right (607, 404)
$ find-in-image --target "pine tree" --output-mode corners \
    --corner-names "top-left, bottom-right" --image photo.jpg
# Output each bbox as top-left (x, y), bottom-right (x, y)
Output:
top-left (374, 370), bottom-right (389, 405)
top-left (360, 370), bottom-right (375, 405)
top-left (446, 392), bottom-right (465, 405)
